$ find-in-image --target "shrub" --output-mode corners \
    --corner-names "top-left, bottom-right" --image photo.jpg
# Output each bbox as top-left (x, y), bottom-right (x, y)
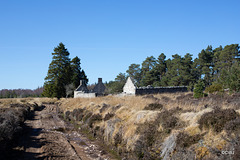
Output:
top-left (194, 80), bottom-right (207, 98)
top-left (104, 113), bottom-right (114, 121)
top-left (65, 111), bottom-right (71, 121)
top-left (82, 112), bottom-right (93, 122)
top-left (99, 103), bottom-right (109, 113)
top-left (176, 132), bottom-right (202, 148)
top-left (143, 103), bottom-right (163, 110)
top-left (0, 104), bottom-right (32, 159)
top-left (88, 114), bottom-right (102, 128)
top-left (135, 110), bottom-right (184, 159)
top-left (161, 96), bottom-right (171, 103)
top-left (224, 118), bottom-right (240, 135)
top-left (198, 108), bottom-right (239, 132)
top-left (135, 123), bottom-right (160, 159)
top-left (72, 108), bottom-right (85, 121)
top-left (114, 132), bottom-right (122, 147)
top-left (205, 83), bottom-right (223, 93)
top-left (158, 110), bottom-right (180, 133)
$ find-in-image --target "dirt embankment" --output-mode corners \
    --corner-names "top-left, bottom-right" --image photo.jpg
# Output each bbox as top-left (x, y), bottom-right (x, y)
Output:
top-left (0, 102), bottom-right (116, 160)
top-left (59, 93), bottom-right (240, 160)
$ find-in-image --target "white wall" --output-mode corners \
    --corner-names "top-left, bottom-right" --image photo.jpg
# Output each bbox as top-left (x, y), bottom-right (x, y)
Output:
top-left (74, 91), bottom-right (96, 98)
top-left (123, 77), bottom-right (136, 94)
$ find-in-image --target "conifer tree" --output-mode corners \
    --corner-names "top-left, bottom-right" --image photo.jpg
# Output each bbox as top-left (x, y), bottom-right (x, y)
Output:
top-left (165, 54), bottom-right (182, 86)
top-left (140, 56), bottom-right (156, 86)
top-left (71, 56), bottom-right (88, 89)
top-left (194, 80), bottom-right (206, 98)
top-left (197, 46), bottom-right (214, 86)
top-left (42, 42), bottom-right (71, 99)
top-left (126, 63), bottom-right (141, 86)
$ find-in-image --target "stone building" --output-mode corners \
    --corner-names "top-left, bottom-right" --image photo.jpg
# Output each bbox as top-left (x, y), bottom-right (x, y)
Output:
top-left (92, 78), bottom-right (106, 96)
top-left (74, 78), bottom-right (106, 98)
top-left (75, 80), bottom-right (89, 93)
top-left (123, 77), bottom-right (137, 95)
top-left (123, 77), bottom-right (187, 95)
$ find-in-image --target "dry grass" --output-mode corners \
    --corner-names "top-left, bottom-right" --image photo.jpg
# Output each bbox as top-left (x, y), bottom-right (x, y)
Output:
top-left (0, 97), bottom-right (58, 108)
top-left (2, 93), bottom-right (239, 159)
top-left (51, 92), bottom-right (240, 159)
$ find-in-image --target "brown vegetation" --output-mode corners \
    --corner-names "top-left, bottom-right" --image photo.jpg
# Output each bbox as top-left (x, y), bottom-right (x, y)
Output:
top-left (58, 92), bottom-right (240, 159)
top-left (0, 104), bottom-right (33, 159)
top-left (198, 108), bottom-right (239, 132)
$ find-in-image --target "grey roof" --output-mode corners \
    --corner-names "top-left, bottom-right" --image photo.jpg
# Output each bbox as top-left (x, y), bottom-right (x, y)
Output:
top-left (75, 83), bottom-right (89, 93)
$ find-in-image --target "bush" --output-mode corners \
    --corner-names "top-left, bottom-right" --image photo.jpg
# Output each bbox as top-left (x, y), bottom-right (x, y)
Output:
top-left (176, 132), bottom-right (202, 148)
top-left (104, 113), bottom-right (114, 121)
top-left (158, 110), bottom-right (180, 133)
top-left (205, 83), bottom-right (223, 93)
top-left (0, 104), bottom-right (32, 159)
top-left (99, 103), bottom-right (109, 113)
top-left (72, 108), bottom-right (85, 121)
top-left (194, 80), bottom-right (207, 98)
top-left (198, 108), bottom-right (239, 132)
top-left (114, 132), bottom-right (122, 147)
top-left (82, 112), bottom-right (93, 122)
top-left (135, 110), bottom-right (184, 159)
top-left (224, 118), bottom-right (240, 135)
top-left (135, 123), bottom-right (160, 159)
top-left (88, 114), bottom-right (102, 128)
top-left (143, 103), bottom-right (163, 110)
top-left (65, 111), bottom-right (71, 121)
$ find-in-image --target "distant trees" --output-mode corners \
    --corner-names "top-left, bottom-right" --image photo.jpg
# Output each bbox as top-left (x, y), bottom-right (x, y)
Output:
top-left (105, 73), bottom-right (127, 94)
top-left (106, 43), bottom-right (240, 94)
top-left (42, 43), bottom-right (88, 98)
top-left (126, 64), bottom-right (141, 86)
top-left (0, 87), bottom-right (43, 98)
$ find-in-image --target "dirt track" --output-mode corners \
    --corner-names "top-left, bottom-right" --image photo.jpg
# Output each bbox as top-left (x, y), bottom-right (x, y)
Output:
top-left (19, 104), bottom-right (114, 160)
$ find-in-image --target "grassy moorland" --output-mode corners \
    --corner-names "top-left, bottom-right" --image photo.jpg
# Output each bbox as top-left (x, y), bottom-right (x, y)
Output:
top-left (1, 94), bottom-right (239, 159)
top-left (59, 92), bottom-right (240, 160)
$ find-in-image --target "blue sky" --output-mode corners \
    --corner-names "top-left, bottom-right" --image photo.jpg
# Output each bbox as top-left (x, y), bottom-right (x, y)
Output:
top-left (0, 0), bottom-right (239, 89)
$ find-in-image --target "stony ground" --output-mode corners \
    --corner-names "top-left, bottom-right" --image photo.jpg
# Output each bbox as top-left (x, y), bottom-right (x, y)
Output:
top-left (16, 104), bottom-right (115, 160)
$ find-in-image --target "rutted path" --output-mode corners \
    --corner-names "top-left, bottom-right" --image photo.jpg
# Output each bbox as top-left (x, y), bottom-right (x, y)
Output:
top-left (20, 104), bottom-right (114, 160)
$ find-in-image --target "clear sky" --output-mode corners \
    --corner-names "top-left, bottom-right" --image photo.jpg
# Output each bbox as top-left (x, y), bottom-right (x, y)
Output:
top-left (0, 0), bottom-right (239, 89)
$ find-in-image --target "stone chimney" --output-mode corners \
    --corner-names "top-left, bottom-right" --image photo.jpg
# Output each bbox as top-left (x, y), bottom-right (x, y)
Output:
top-left (80, 80), bottom-right (85, 86)
top-left (98, 78), bottom-right (102, 83)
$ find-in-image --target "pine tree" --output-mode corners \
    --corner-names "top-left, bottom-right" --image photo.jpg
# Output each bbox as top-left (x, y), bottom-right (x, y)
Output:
top-left (42, 42), bottom-right (71, 99)
top-left (155, 53), bottom-right (167, 80)
top-left (126, 63), bottom-right (141, 86)
top-left (181, 53), bottom-right (194, 86)
top-left (140, 56), bottom-right (156, 86)
top-left (105, 73), bottom-right (127, 93)
top-left (166, 54), bottom-right (182, 86)
top-left (71, 56), bottom-right (88, 89)
top-left (197, 46), bottom-right (214, 86)
top-left (151, 53), bottom-right (167, 86)
top-left (194, 80), bottom-right (207, 98)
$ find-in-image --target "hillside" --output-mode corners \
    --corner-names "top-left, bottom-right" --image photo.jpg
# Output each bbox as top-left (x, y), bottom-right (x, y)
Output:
top-left (0, 94), bottom-right (239, 159)
top-left (59, 93), bottom-right (240, 159)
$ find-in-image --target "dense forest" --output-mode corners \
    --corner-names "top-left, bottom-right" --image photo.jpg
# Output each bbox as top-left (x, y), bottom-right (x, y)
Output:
top-left (106, 44), bottom-right (240, 94)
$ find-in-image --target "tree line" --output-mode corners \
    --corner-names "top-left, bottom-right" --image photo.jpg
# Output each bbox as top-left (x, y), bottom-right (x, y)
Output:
top-left (0, 87), bottom-right (43, 98)
top-left (106, 44), bottom-right (240, 94)
top-left (2, 43), bottom-right (239, 98)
